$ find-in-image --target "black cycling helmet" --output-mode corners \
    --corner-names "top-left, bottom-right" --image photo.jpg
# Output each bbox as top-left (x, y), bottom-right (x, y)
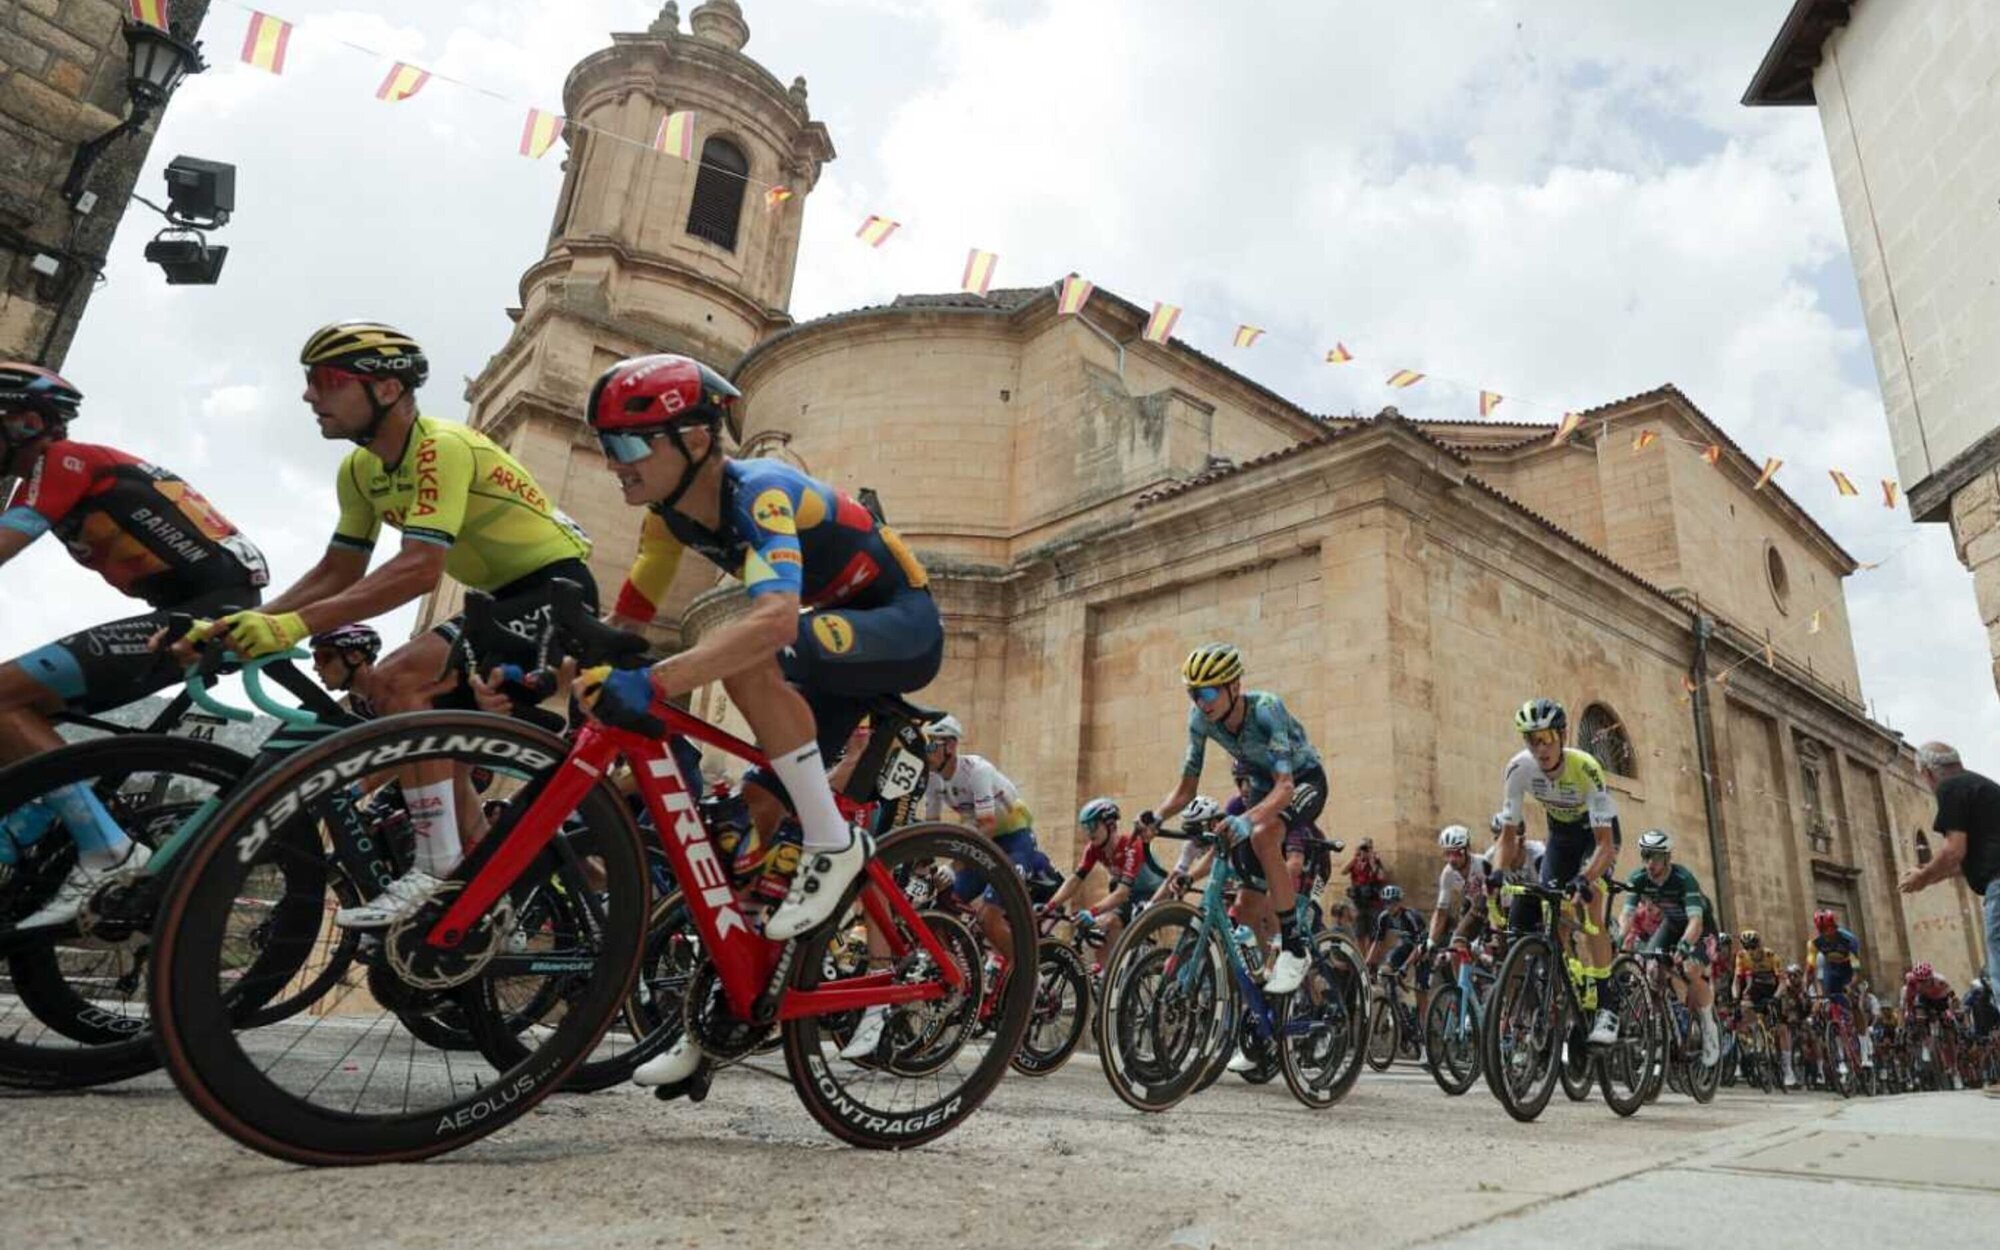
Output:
top-left (311, 623), bottom-right (382, 662)
top-left (0, 362), bottom-right (83, 422)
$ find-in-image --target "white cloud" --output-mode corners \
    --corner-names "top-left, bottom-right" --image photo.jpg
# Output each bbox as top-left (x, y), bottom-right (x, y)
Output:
top-left (11, 0), bottom-right (1996, 768)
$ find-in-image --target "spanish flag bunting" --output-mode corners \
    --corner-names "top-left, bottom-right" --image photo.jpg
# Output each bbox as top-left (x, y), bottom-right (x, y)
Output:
top-left (1385, 369), bottom-right (1424, 389)
top-left (1056, 275), bottom-right (1093, 316)
top-left (1232, 325), bottom-right (1263, 349)
top-left (518, 108), bottom-right (562, 159)
top-left (1701, 444), bottom-right (1722, 466)
top-left (1764, 642), bottom-right (1774, 666)
top-left (961, 248), bottom-right (999, 296)
top-left (1829, 469), bottom-right (1858, 497)
top-left (1881, 479), bottom-right (1899, 509)
top-left (128, 0), bottom-right (168, 30)
top-left (1144, 302), bottom-right (1182, 344)
top-left (654, 110), bottom-right (697, 160)
top-left (1550, 411), bottom-right (1582, 448)
top-left (856, 215), bottom-right (899, 248)
top-left (1325, 343), bottom-right (1353, 364)
top-left (239, 11), bottom-right (293, 74)
top-left (764, 185), bottom-right (793, 211)
top-left (376, 62), bottom-right (430, 103)
top-left (1478, 391), bottom-right (1503, 417)
top-left (1809, 609), bottom-right (1823, 635)
top-left (1633, 430), bottom-right (1660, 453)
top-left (1753, 457), bottom-right (1782, 491)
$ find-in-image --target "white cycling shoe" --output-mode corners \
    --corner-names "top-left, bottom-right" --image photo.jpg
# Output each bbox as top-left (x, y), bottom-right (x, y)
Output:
top-left (764, 832), bottom-right (866, 941)
top-left (17, 841), bottom-right (151, 930)
top-left (334, 867), bottom-right (446, 929)
top-left (1264, 947), bottom-right (1309, 995)
top-left (1587, 1008), bottom-right (1620, 1046)
top-left (1226, 1048), bottom-right (1257, 1073)
top-left (633, 1036), bottom-right (704, 1087)
top-left (840, 1007), bottom-right (889, 1061)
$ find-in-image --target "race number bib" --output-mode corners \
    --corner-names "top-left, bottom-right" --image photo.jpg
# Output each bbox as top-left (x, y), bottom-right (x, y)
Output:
top-left (877, 745), bottom-right (925, 800)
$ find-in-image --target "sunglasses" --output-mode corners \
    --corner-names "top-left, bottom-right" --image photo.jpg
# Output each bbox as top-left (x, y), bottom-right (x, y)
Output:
top-left (1189, 685), bottom-right (1227, 705)
top-left (304, 363), bottom-right (368, 394)
top-left (597, 429), bottom-right (674, 466)
top-left (1523, 729), bottom-right (1561, 749)
top-left (1, 411), bottom-right (49, 441)
top-left (1642, 850), bottom-right (1671, 862)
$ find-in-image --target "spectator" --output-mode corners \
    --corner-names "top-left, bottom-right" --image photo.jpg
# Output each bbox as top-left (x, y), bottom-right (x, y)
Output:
top-left (1902, 740), bottom-right (2000, 1098)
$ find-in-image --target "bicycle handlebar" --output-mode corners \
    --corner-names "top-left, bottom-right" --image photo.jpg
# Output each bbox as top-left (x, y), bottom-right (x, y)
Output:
top-left (460, 578), bottom-right (654, 695)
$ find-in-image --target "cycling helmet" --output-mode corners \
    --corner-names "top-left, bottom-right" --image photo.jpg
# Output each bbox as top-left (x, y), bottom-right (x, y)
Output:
top-left (924, 713), bottom-right (964, 744)
top-left (1437, 824), bottom-right (1470, 851)
top-left (1182, 795), bottom-right (1222, 825)
top-left (1813, 909), bottom-right (1839, 934)
top-left (586, 353), bottom-right (742, 507)
top-left (1077, 797), bottom-right (1120, 830)
top-left (1181, 643), bottom-right (1243, 688)
top-left (301, 321), bottom-right (429, 388)
top-left (1739, 929), bottom-right (1760, 950)
top-left (311, 623), bottom-right (382, 661)
top-left (1637, 828), bottom-right (1673, 856)
top-left (1785, 963), bottom-right (1803, 977)
top-left (1910, 962), bottom-right (1934, 983)
top-left (1513, 697), bottom-right (1566, 736)
top-left (1381, 884), bottom-right (1404, 903)
top-left (0, 362), bottom-right (83, 423)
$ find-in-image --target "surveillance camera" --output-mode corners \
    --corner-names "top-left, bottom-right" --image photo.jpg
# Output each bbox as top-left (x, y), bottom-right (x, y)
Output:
top-left (145, 229), bottom-right (227, 285)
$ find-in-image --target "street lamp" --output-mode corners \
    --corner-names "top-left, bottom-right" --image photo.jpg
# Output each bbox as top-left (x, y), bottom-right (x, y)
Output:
top-left (61, 19), bottom-right (207, 204)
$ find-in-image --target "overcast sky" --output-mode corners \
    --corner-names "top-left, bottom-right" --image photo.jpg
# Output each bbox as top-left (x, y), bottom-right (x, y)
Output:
top-left (12, 0), bottom-right (1997, 766)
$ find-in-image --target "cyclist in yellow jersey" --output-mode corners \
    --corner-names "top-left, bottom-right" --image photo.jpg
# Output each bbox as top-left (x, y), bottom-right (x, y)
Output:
top-left (198, 322), bottom-right (595, 928)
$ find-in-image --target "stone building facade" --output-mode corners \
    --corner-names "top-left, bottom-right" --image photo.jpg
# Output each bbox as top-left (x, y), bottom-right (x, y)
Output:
top-left (0, 0), bottom-right (209, 364)
top-left (1745, 1), bottom-right (2000, 698)
top-left (455, 4), bottom-right (1978, 981)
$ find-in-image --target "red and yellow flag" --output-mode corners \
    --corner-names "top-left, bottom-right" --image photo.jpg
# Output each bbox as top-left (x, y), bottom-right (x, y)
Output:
top-left (1701, 444), bottom-right (1722, 466)
top-left (654, 110), bottom-right (697, 160)
top-left (1385, 369), bottom-right (1424, 389)
top-left (855, 215), bottom-right (899, 247)
top-left (1232, 325), bottom-right (1263, 349)
top-left (961, 248), bottom-right (998, 296)
top-left (1881, 479), bottom-right (1899, 509)
top-left (1753, 457), bottom-right (1782, 491)
top-left (1478, 391), bottom-right (1503, 417)
top-left (129, 0), bottom-right (168, 30)
top-left (1325, 343), bottom-right (1353, 364)
top-left (376, 62), bottom-right (430, 103)
top-left (1056, 275), bottom-right (1093, 316)
top-left (1550, 412), bottom-right (1582, 448)
top-left (764, 185), bottom-right (793, 211)
top-left (1633, 430), bottom-right (1660, 453)
top-left (239, 11), bottom-right (293, 74)
top-left (1828, 469), bottom-right (1858, 497)
top-left (1143, 302), bottom-right (1182, 344)
top-left (519, 108), bottom-right (562, 159)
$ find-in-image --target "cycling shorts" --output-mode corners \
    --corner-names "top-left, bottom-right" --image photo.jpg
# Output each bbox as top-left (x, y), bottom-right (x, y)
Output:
top-left (1539, 813), bottom-right (1622, 889)
top-left (1227, 765), bottom-right (1327, 892)
top-left (1646, 916), bottom-right (1713, 967)
top-left (9, 584), bottom-right (261, 716)
top-left (1746, 978), bottom-right (1779, 1007)
top-left (952, 828), bottom-right (1048, 907)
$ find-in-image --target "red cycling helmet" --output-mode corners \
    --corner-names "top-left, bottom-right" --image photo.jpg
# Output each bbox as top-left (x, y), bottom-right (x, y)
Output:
top-left (1812, 909), bottom-right (1839, 934)
top-left (587, 353), bottom-right (741, 443)
top-left (1909, 962), bottom-right (1934, 983)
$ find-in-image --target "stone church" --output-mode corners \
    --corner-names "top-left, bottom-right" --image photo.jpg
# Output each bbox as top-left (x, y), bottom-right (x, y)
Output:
top-left (424, 2), bottom-right (1980, 982)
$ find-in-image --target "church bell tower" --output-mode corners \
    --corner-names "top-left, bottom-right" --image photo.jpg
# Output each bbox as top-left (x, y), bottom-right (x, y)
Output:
top-left (425, 1), bottom-right (835, 640)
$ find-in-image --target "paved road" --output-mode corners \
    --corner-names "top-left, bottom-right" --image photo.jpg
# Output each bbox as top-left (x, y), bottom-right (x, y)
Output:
top-left (2, 1053), bottom-right (1991, 1250)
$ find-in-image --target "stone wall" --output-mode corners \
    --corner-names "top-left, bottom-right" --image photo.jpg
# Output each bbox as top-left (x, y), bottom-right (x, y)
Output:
top-left (0, 0), bottom-right (211, 364)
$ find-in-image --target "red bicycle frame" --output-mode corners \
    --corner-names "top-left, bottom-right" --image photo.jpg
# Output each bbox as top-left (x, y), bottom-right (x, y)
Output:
top-left (424, 705), bottom-right (967, 1021)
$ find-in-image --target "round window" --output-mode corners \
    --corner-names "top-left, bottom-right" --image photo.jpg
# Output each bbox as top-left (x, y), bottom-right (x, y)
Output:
top-left (1765, 542), bottom-right (1790, 614)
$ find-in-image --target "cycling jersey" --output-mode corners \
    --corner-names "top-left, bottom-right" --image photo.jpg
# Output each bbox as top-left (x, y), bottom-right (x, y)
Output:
top-left (1809, 928), bottom-right (1861, 994)
top-left (923, 753), bottom-right (1034, 836)
top-left (1498, 747), bottom-right (1617, 827)
top-left (1905, 978), bottom-right (1955, 1014)
top-left (1735, 948), bottom-right (1782, 983)
top-left (1182, 690), bottom-right (1322, 788)
top-left (1078, 832), bottom-right (1149, 889)
top-left (331, 414), bottom-right (591, 592)
top-left (1373, 906), bottom-right (1424, 946)
top-left (1437, 854), bottom-right (1495, 917)
top-left (1621, 863), bottom-right (1708, 923)
top-left (2, 439), bottom-right (267, 606)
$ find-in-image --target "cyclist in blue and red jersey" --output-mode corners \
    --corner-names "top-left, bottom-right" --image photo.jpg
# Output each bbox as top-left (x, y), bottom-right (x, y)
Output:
top-left (574, 353), bottom-right (943, 1091)
top-left (0, 363), bottom-right (268, 927)
top-left (1808, 909), bottom-right (1867, 1069)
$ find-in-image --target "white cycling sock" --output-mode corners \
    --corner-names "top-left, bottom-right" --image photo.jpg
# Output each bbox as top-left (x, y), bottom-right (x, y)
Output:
top-left (771, 743), bottom-right (850, 851)
top-left (406, 780), bottom-right (462, 876)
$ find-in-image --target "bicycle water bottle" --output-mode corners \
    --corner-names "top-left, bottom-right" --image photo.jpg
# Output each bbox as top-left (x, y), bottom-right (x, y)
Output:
top-left (0, 799), bottom-right (60, 866)
top-left (1233, 923), bottom-right (1264, 974)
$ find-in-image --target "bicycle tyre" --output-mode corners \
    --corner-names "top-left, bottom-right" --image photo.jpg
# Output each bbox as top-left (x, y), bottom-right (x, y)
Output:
top-left (1364, 996), bottom-right (1398, 1072)
top-left (1599, 957), bottom-right (1654, 1117)
top-left (1011, 937), bottom-right (1089, 1077)
top-left (1278, 931), bottom-right (1366, 1107)
top-left (782, 822), bottom-right (1035, 1148)
top-left (1559, 1028), bottom-right (1595, 1102)
top-left (149, 712), bottom-right (646, 1165)
top-left (1483, 933), bottom-right (1565, 1123)
top-left (1095, 900), bottom-right (1234, 1113)
top-left (1423, 984), bottom-right (1479, 1096)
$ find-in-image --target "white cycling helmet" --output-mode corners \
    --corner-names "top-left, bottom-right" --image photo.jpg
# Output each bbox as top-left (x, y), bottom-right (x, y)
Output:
top-left (1637, 828), bottom-right (1672, 856)
top-left (1182, 795), bottom-right (1222, 825)
top-left (925, 714), bottom-right (963, 743)
top-left (1437, 824), bottom-right (1470, 851)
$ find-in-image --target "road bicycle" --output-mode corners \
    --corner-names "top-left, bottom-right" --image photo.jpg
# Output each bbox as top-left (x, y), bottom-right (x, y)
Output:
top-left (1424, 935), bottom-right (1501, 1096)
top-left (1008, 908), bottom-right (1103, 1077)
top-left (1364, 955), bottom-right (1427, 1072)
top-left (147, 579), bottom-right (1036, 1164)
top-left (1631, 948), bottom-right (1720, 1104)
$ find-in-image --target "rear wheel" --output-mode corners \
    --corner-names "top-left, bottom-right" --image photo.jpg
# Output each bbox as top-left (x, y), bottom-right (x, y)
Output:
top-left (1011, 938), bottom-right (1088, 1077)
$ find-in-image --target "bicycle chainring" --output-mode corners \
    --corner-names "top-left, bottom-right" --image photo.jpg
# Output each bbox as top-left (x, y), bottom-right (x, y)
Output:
top-left (386, 884), bottom-right (515, 990)
top-left (684, 955), bottom-right (775, 1062)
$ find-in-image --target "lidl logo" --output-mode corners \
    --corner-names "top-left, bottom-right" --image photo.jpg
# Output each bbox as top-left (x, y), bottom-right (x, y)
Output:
top-left (812, 613), bottom-right (854, 655)
top-left (751, 488), bottom-right (796, 536)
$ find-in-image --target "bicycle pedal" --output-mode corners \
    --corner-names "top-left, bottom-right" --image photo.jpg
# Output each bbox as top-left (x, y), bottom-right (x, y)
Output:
top-left (650, 1066), bottom-right (713, 1105)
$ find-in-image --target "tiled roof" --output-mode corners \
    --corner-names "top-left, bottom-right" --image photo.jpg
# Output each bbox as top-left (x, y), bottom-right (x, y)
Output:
top-left (889, 288), bottom-right (1045, 312)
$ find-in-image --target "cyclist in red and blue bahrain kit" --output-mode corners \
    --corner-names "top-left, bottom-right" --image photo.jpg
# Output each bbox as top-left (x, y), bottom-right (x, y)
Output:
top-left (575, 352), bottom-right (944, 1092)
top-left (0, 362), bottom-right (267, 928)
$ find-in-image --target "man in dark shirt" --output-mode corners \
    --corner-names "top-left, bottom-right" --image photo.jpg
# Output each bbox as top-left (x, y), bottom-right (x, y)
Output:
top-left (1902, 740), bottom-right (2000, 1100)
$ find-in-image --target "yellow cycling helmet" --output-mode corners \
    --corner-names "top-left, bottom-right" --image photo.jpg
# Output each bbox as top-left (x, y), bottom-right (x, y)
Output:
top-left (301, 320), bottom-right (429, 388)
top-left (1181, 643), bottom-right (1243, 688)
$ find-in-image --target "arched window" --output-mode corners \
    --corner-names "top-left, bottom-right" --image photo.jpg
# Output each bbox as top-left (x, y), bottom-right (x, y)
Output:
top-left (685, 136), bottom-right (748, 251)
top-left (1578, 702), bottom-right (1635, 778)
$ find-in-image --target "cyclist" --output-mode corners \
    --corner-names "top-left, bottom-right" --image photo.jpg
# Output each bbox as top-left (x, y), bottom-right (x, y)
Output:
top-left (571, 353), bottom-right (944, 1088)
top-left (1486, 812), bottom-right (1544, 937)
top-left (188, 322), bottom-right (595, 930)
top-left (1497, 697), bottom-right (1622, 1045)
top-left (1733, 928), bottom-right (1791, 1085)
top-left (1148, 643), bottom-right (1327, 994)
top-left (1778, 962), bottom-right (1811, 1086)
top-left (1046, 799), bottom-right (1166, 963)
top-left (1429, 824), bottom-right (1492, 952)
top-left (1154, 794), bottom-right (1225, 902)
top-left (0, 362), bottom-right (269, 928)
top-left (310, 623), bottom-right (384, 718)
top-left (1808, 908), bottom-right (1869, 1073)
top-left (1903, 962), bottom-right (1958, 1024)
top-left (1618, 829), bottom-right (1719, 1065)
top-left (1368, 884), bottom-right (1426, 977)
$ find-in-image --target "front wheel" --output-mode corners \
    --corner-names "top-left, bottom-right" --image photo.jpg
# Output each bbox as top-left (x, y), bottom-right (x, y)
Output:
top-left (1483, 935), bottom-right (1566, 1123)
top-left (1423, 982), bottom-right (1479, 1096)
top-left (1364, 993), bottom-right (1399, 1072)
top-left (1095, 901), bottom-right (1233, 1113)
top-left (1010, 938), bottom-right (1089, 1077)
top-left (1599, 958), bottom-right (1656, 1117)
top-left (1279, 931), bottom-right (1365, 1108)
